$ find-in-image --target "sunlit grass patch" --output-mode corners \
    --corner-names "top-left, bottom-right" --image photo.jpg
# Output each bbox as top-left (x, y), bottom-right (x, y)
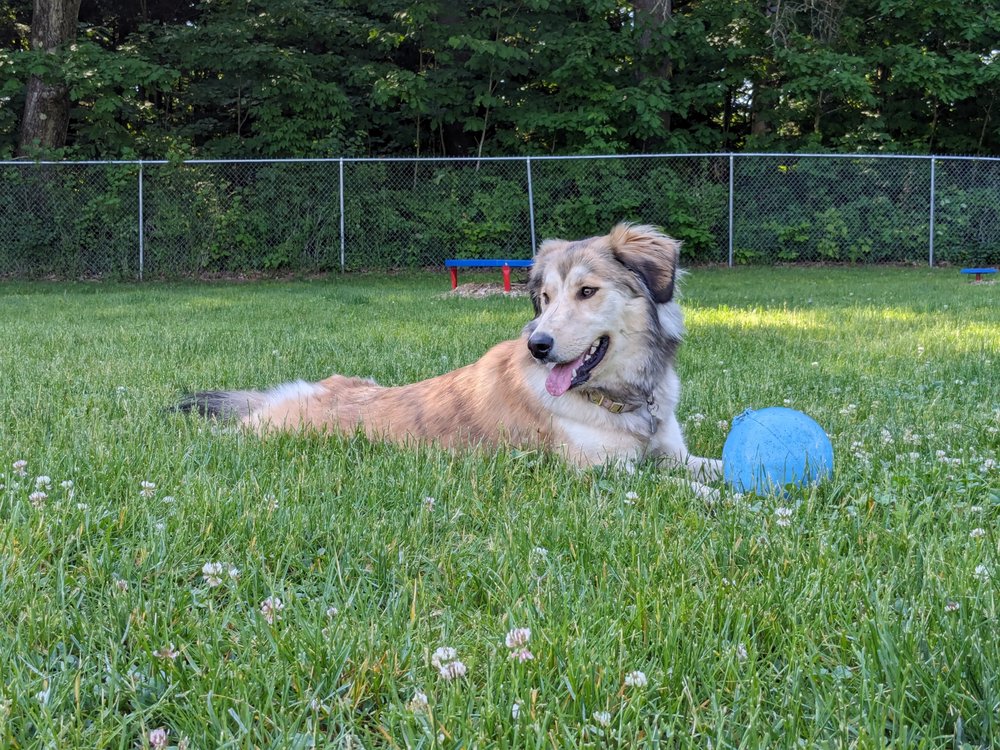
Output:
top-left (0, 268), bottom-right (997, 748)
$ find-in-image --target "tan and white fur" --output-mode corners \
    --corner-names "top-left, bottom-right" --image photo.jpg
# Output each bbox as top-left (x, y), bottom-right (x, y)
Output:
top-left (177, 223), bottom-right (721, 487)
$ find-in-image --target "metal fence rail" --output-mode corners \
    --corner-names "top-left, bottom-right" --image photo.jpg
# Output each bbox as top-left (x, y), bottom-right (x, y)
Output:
top-left (0, 153), bottom-right (997, 279)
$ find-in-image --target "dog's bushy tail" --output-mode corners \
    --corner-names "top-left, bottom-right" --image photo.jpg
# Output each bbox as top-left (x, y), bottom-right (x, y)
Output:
top-left (173, 390), bottom-right (266, 420)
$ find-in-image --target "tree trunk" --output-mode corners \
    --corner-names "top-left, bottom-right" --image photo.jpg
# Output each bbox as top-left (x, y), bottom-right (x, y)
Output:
top-left (633, 0), bottom-right (673, 133)
top-left (749, 73), bottom-right (778, 138)
top-left (17, 0), bottom-right (82, 155)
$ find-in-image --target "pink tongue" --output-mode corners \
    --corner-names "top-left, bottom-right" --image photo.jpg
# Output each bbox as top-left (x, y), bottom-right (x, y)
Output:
top-left (545, 353), bottom-right (587, 397)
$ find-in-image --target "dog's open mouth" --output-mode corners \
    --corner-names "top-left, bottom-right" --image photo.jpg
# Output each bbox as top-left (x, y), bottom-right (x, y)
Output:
top-left (545, 336), bottom-right (610, 397)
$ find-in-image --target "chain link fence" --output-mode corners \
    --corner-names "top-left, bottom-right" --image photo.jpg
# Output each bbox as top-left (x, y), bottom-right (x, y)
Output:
top-left (1, 154), bottom-right (997, 279)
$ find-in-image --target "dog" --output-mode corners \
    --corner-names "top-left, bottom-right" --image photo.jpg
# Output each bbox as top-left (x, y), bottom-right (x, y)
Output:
top-left (176, 223), bottom-right (721, 487)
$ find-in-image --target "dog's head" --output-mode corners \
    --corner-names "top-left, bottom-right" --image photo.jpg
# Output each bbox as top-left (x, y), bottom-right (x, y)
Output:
top-left (524, 223), bottom-right (682, 398)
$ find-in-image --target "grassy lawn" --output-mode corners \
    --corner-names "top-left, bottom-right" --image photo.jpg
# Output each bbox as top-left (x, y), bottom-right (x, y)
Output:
top-left (0, 268), bottom-right (997, 749)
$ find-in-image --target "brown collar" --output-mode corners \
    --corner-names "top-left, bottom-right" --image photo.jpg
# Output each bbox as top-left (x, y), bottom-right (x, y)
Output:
top-left (583, 390), bottom-right (640, 414)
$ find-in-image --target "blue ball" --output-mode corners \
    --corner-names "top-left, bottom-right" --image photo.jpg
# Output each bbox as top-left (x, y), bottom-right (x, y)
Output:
top-left (723, 407), bottom-right (834, 494)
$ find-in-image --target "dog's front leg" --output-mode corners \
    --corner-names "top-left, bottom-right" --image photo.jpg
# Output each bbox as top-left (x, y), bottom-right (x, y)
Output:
top-left (649, 412), bottom-right (723, 483)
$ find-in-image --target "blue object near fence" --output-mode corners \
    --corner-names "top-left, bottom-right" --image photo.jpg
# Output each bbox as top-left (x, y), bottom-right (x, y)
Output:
top-left (960, 268), bottom-right (997, 282)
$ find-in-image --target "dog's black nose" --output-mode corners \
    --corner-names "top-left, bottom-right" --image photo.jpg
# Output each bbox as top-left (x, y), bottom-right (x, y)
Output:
top-left (528, 333), bottom-right (554, 360)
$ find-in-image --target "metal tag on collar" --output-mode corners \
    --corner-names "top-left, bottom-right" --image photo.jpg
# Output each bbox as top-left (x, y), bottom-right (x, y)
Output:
top-left (646, 396), bottom-right (660, 434)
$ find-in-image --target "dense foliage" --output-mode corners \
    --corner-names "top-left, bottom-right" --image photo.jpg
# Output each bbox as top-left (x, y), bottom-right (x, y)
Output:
top-left (1, 0), bottom-right (998, 159)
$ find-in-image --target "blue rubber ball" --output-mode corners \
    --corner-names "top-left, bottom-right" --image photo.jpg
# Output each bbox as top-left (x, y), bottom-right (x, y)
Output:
top-left (723, 407), bottom-right (834, 494)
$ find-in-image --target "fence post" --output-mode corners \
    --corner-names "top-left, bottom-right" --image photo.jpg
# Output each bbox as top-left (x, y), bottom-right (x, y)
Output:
top-left (728, 153), bottom-right (735, 268)
top-left (526, 156), bottom-right (537, 254)
top-left (138, 161), bottom-right (144, 281)
top-left (928, 157), bottom-right (936, 267)
top-left (339, 158), bottom-right (346, 272)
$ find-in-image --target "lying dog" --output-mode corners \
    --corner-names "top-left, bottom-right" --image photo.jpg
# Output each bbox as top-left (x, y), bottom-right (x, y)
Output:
top-left (177, 223), bottom-right (721, 485)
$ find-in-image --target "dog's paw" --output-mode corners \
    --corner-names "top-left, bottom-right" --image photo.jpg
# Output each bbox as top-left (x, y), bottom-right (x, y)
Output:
top-left (690, 481), bottom-right (720, 503)
top-left (684, 455), bottom-right (722, 482)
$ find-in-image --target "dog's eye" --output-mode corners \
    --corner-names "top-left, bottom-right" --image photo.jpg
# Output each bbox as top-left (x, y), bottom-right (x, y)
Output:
top-left (579, 286), bottom-right (598, 299)
top-left (541, 293), bottom-right (550, 305)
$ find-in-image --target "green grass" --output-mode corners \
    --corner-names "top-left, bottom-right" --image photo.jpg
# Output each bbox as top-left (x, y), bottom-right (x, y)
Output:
top-left (0, 269), bottom-right (997, 749)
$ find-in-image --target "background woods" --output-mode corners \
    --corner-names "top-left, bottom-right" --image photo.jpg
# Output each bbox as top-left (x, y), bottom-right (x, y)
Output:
top-left (1, 0), bottom-right (998, 159)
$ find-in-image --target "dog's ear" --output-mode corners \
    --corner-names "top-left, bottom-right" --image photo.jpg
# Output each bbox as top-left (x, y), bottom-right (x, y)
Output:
top-left (528, 238), bottom-right (568, 316)
top-left (609, 223), bottom-right (680, 304)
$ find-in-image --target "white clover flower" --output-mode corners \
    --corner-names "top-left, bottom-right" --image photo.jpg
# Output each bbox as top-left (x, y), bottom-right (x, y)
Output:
top-left (432, 645), bottom-right (467, 680)
top-left (13, 460), bottom-right (27, 477)
top-left (431, 647), bottom-right (458, 669)
top-left (149, 727), bottom-right (168, 749)
top-left (35, 688), bottom-right (50, 706)
top-left (115, 579), bottom-right (129, 592)
top-left (505, 627), bottom-right (531, 649)
top-left (35, 475), bottom-right (51, 490)
top-left (153, 643), bottom-right (179, 661)
top-left (774, 506), bottom-right (793, 527)
top-left (944, 601), bottom-right (960, 613)
top-left (260, 596), bottom-right (284, 624)
top-left (407, 690), bottom-right (429, 712)
top-left (970, 528), bottom-right (986, 539)
top-left (624, 491), bottom-right (639, 502)
top-left (423, 495), bottom-right (436, 511)
top-left (974, 564), bottom-right (991, 581)
top-left (593, 710), bottom-right (611, 727)
top-left (326, 605), bottom-right (339, 618)
top-left (531, 546), bottom-right (548, 558)
top-left (140, 481), bottom-right (156, 498)
top-left (509, 648), bottom-right (534, 663)
top-left (162, 495), bottom-right (176, 504)
top-left (689, 413), bottom-right (706, 425)
top-left (717, 420), bottom-right (729, 431)
top-left (260, 596), bottom-right (285, 625)
top-left (228, 566), bottom-right (241, 581)
top-left (624, 670), bottom-right (648, 688)
top-left (970, 505), bottom-right (984, 513)
top-left (438, 660), bottom-right (467, 681)
top-left (736, 643), bottom-right (748, 662)
top-left (76, 503), bottom-right (88, 511)
top-left (29, 491), bottom-right (47, 508)
top-left (202, 562), bottom-right (224, 587)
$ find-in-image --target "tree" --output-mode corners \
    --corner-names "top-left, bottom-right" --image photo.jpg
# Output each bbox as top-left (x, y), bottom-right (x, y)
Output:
top-left (3, 0), bottom-right (999, 157)
top-left (17, 0), bottom-right (81, 154)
